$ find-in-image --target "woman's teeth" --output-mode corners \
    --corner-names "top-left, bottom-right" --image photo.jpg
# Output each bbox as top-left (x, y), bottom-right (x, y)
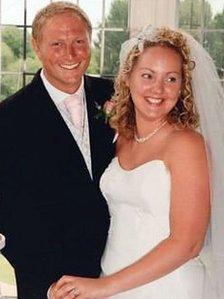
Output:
top-left (146, 98), bottom-right (163, 105)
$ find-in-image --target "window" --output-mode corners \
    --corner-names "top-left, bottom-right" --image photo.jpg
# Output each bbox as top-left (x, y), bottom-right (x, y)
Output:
top-left (1, 0), bottom-right (223, 99)
top-left (129, 0), bottom-right (224, 82)
top-left (0, 0), bottom-right (130, 100)
top-left (179, 0), bottom-right (224, 82)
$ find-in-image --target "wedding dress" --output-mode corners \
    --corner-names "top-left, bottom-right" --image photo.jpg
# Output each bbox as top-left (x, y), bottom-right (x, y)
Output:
top-left (100, 157), bottom-right (207, 298)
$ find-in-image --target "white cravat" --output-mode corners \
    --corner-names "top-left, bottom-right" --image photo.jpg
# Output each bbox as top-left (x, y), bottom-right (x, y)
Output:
top-left (40, 70), bottom-right (92, 178)
top-left (0, 234), bottom-right (5, 250)
top-left (64, 94), bottom-right (84, 139)
top-left (62, 93), bottom-right (93, 179)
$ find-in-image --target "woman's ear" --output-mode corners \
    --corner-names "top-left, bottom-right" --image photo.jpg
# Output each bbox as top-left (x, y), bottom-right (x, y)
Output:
top-left (123, 73), bottom-right (130, 88)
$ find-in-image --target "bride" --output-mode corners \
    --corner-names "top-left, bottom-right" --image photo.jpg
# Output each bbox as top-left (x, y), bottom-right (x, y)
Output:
top-left (50, 26), bottom-right (224, 299)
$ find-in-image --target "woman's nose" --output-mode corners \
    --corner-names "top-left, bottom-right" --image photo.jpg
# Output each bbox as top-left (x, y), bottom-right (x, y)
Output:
top-left (152, 78), bottom-right (164, 95)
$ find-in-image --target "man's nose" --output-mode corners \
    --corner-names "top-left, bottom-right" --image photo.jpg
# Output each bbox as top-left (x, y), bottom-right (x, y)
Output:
top-left (65, 44), bottom-right (76, 59)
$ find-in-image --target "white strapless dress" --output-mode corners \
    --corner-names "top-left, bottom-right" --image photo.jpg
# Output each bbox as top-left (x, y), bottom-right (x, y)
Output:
top-left (100, 157), bottom-right (206, 299)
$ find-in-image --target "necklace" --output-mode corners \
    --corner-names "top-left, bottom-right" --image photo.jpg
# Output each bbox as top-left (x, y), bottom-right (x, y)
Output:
top-left (134, 120), bottom-right (167, 143)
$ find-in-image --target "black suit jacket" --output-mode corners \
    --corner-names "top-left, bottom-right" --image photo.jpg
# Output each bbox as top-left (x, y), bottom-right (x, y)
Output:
top-left (0, 70), bottom-right (115, 298)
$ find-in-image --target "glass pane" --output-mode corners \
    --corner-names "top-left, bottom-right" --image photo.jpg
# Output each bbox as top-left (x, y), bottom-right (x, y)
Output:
top-left (87, 29), bottom-right (101, 75)
top-left (179, 0), bottom-right (203, 30)
top-left (1, 0), bottom-right (24, 25)
top-left (1, 26), bottom-right (24, 72)
top-left (79, 0), bottom-right (103, 28)
top-left (183, 30), bottom-right (202, 42)
top-left (207, 0), bottom-right (224, 16)
top-left (27, 0), bottom-right (51, 26)
top-left (25, 75), bottom-right (35, 85)
top-left (0, 74), bottom-right (23, 100)
top-left (202, 0), bottom-right (224, 29)
top-left (206, 0), bottom-right (224, 29)
top-left (203, 1), bottom-right (214, 28)
top-left (26, 29), bottom-right (42, 73)
top-left (105, 0), bottom-right (129, 28)
top-left (102, 30), bottom-right (129, 75)
top-left (204, 31), bottom-right (224, 79)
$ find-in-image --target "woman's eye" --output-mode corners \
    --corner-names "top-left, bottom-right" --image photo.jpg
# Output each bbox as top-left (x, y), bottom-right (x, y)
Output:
top-left (142, 74), bottom-right (153, 79)
top-left (167, 77), bottom-right (177, 83)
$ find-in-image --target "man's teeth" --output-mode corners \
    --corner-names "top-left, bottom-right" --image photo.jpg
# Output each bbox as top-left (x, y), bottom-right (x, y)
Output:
top-left (146, 98), bottom-right (163, 104)
top-left (60, 63), bottom-right (80, 70)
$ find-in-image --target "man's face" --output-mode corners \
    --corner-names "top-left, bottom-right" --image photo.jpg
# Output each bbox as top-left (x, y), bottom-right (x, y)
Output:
top-left (32, 13), bottom-right (91, 93)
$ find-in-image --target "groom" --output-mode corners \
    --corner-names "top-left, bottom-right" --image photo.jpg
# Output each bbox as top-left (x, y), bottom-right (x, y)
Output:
top-left (0, 2), bottom-right (114, 298)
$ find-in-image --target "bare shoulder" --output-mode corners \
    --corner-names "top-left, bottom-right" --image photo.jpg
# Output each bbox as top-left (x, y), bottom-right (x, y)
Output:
top-left (115, 134), bottom-right (128, 155)
top-left (167, 128), bottom-right (205, 151)
top-left (164, 128), bottom-right (207, 169)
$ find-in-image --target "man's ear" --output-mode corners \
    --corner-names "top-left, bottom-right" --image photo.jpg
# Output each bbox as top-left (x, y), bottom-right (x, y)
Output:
top-left (32, 38), bottom-right (42, 60)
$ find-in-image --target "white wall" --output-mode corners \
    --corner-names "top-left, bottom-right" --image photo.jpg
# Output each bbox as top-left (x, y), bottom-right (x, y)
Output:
top-left (130, 0), bottom-right (179, 35)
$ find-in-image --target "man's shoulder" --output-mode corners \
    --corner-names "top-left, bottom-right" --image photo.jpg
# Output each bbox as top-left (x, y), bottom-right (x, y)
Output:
top-left (84, 75), bottom-right (114, 107)
top-left (85, 74), bottom-right (113, 85)
top-left (84, 75), bottom-right (114, 93)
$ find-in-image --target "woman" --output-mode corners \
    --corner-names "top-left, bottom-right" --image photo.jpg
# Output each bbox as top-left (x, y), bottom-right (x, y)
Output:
top-left (50, 27), bottom-right (224, 299)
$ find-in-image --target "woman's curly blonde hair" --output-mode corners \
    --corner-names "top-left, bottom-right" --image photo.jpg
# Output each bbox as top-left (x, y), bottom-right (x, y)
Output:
top-left (110, 27), bottom-right (199, 139)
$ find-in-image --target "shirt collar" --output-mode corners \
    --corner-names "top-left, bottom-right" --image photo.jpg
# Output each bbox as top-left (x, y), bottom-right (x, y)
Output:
top-left (40, 69), bottom-right (84, 105)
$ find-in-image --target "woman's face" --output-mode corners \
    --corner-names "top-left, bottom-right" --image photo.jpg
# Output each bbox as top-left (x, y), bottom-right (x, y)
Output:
top-left (126, 45), bottom-right (182, 124)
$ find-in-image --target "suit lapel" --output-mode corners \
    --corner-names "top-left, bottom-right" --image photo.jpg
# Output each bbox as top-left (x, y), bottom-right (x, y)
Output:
top-left (84, 76), bottom-right (114, 182)
top-left (85, 76), bottom-right (100, 181)
top-left (30, 71), bottom-right (92, 182)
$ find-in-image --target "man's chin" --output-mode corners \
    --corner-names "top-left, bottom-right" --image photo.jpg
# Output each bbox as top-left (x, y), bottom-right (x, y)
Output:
top-left (57, 80), bottom-right (82, 93)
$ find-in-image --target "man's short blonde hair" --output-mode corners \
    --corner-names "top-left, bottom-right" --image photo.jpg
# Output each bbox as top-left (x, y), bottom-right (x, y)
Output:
top-left (32, 1), bottom-right (92, 41)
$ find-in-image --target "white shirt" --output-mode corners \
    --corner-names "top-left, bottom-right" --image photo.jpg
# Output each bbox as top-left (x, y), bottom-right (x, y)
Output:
top-left (0, 234), bottom-right (5, 250)
top-left (40, 70), bottom-right (92, 178)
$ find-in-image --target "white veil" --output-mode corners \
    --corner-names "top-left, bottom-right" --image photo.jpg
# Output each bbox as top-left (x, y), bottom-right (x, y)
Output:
top-left (120, 26), bottom-right (224, 299)
top-left (186, 33), bottom-right (224, 299)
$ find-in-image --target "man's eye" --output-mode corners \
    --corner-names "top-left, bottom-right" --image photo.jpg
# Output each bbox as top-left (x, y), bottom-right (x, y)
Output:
top-left (76, 39), bottom-right (85, 44)
top-left (52, 42), bottom-right (62, 47)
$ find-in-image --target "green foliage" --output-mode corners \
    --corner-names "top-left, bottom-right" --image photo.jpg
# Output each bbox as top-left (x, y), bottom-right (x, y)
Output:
top-left (1, 42), bottom-right (15, 70)
top-left (211, 9), bottom-right (224, 29)
top-left (2, 26), bottom-right (34, 59)
top-left (179, 0), bottom-right (212, 29)
top-left (103, 30), bottom-right (129, 75)
top-left (90, 0), bottom-right (129, 75)
top-left (103, 0), bottom-right (129, 75)
top-left (179, 0), bottom-right (224, 79)
top-left (209, 9), bottom-right (224, 78)
top-left (4, 58), bottom-right (23, 72)
top-left (26, 56), bottom-right (42, 72)
top-left (1, 74), bottom-right (22, 101)
top-left (106, 0), bottom-right (128, 28)
top-left (87, 47), bottom-right (100, 74)
top-left (2, 26), bottom-right (23, 58)
top-left (0, 26), bottom-right (39, 99)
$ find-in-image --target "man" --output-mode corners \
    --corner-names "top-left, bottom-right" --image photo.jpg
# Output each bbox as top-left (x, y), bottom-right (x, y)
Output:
top-left (0, 2), bottom-right (114, 298)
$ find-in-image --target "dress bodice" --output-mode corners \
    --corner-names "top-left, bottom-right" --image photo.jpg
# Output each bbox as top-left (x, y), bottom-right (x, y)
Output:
top-left (100, 157), bottom-right (171, 273)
